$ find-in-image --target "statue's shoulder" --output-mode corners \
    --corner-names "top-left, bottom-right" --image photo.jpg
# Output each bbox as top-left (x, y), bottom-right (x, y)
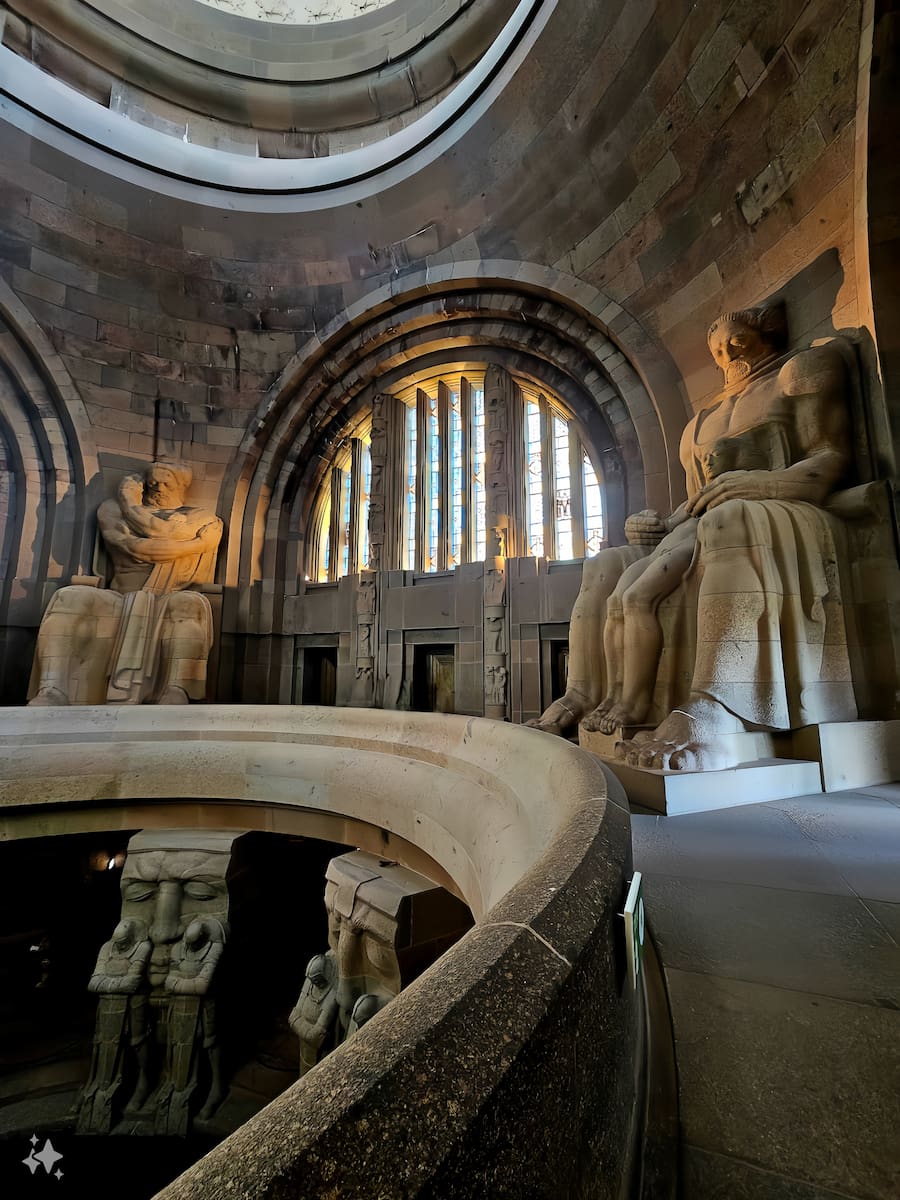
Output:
top-left (779, 340), bottom-right (850, 396)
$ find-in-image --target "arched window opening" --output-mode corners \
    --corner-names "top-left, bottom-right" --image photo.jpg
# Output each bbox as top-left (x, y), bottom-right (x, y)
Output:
top-left (311, 418), bottom-right (372, 583)
top-left (307, 368), bottom-right (605, 581)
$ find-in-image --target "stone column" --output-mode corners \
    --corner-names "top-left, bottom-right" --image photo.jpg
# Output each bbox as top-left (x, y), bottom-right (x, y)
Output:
top-left (483, 364), bottom-right (518, 719)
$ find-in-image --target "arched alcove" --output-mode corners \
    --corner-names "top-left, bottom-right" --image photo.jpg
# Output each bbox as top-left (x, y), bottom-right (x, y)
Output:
top-left (218, 269), bottom-right (677, 645)
top-left (0, 278), bottom-right (100, 702)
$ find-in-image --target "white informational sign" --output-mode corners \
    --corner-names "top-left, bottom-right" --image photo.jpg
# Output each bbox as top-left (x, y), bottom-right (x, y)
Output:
top-left (623, 871), bottom-right (644, 989)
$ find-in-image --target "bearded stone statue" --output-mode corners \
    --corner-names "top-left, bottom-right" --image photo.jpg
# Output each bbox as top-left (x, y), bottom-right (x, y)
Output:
top-left (529, 304), bottom-right (860, 770)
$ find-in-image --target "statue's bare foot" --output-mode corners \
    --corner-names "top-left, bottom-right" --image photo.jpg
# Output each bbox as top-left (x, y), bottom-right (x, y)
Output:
top-left (157, 685), bottom-right (190, 704)
top-left (579, 698), bottom-right (616, 733)
top-left (28, 686), bottom-right (69, 706)
top-left (616, 696), bottom-right (745, 771)
top-left (586, 701), bottom-right (643, 735)
top-left (524, 691), bottom-right (589, 737)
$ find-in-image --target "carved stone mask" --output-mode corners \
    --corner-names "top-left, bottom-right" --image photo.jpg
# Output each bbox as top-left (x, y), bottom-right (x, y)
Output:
top-left (120, 845), bottom-right (231, 987)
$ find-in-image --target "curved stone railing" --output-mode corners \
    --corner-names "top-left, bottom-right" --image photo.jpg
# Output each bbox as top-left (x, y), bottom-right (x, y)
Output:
top-left (0, 705), bottom-right (641, 1198)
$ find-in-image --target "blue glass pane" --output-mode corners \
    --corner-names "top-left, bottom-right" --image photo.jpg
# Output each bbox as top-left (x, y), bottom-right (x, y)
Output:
top-left (360, 442), bottom-right (371, 570)
top-left (340, 472), bottom-right (352, 577)
top-left (553, 416), bottom-right (573, 559)
top-left (583, 451), bottom-right (605, 555)
top-left (525, 399), bottom-right (544, 558)
top-left (449, 390), bottom-right (463, 566)
top-left (473, 387), bottom-right (486, 561)
top-left (427, 395), bottom-right (440, 570)
top-left (405, 403), bottom-right (417, 569)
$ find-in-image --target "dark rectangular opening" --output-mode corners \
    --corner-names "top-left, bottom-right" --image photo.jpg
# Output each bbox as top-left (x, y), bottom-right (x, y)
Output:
top-left (412, 644), bottom-right (456, 713)
top-left (302, 647), bottom-right (337, 706)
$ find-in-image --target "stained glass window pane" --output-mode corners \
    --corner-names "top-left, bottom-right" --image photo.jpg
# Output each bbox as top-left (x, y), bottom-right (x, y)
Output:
top-left (583, 451), bottom-right (605, 555)
top-left (427, 394), bottom-right (440, 570)
top-left (359, 441), bottom-right (371, 570)
top-left (340, 471), bottom-right (352, 577)
top-left (472, 386), bottom-right (486, 562)
top-left (449, 389), bottom-right (463, 567)
top-left (553, 416), bottom-right (574, 559)
top-left (525, 399), bottom-right (544, 558)
top-left (319, 497), bottom-right (331, 581)
top-left (405, 402), bottom-right (417, 569)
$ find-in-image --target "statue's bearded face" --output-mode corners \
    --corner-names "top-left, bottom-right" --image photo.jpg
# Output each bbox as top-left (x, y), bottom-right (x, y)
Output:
top-left (144, 467), bottom-right (184, 509)
top-left (708, 320), bottom-right (773, 386)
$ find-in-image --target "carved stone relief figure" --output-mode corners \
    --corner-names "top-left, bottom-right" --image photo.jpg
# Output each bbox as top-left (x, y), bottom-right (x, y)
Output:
top-left (484, 612), bottom-right (506, 657)
top-left (346, 992), bottom-right (387, 1039)
top-left (156, 918), bottom-right (227, 1135)
top-left (484, 558), bottom-right (506, 607)
top-left (528, 304), bottom-right (860, 771)
top-left (353, 571), bottom-right (377, 705)
top-left (485, 664), bottom-right (508, 707)
top-left (324, 855), bottom-right (403, 1041)
top-left (28, 463), bottom-right (223, 706)
top-left (289, 951), bottom-right (339, 1076)
top-left (77, 830), bottom-right (239, 1134)
top-left (77, 919), bottom-right (152, 1134)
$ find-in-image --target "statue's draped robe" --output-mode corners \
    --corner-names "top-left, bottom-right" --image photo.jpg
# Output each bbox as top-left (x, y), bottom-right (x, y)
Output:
top-left (106, 545), bottom-right (216, 704)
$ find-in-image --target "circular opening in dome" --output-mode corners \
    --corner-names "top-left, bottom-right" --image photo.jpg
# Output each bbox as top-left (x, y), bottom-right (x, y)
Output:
top-left (193, 0), bottom-right (417, 23)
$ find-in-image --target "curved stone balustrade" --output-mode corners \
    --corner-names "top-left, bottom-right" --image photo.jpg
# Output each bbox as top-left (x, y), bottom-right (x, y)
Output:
top-left (0, 706), bottom-right (642, 1198)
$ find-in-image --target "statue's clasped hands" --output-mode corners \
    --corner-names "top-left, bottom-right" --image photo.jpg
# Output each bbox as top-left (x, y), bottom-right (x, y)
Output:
top-left (624, 510), bottom-right (668, 546)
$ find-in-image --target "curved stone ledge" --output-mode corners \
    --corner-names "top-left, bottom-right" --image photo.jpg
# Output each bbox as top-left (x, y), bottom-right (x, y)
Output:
top-left (0, 705), bottom-right (641, 1197)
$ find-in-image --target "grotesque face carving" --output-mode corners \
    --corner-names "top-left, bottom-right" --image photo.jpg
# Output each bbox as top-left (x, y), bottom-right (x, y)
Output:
top-left (707, 319), bottom-right (775, 387)
top-left (120, 849), bottom-right (230, 988)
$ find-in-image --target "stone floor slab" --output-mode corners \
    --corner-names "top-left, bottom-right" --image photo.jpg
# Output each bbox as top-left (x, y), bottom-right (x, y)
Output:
top-left (682, 1144), bottom-right (867, 1200)
top-left (768, 793), bottom-right (900, 903)
top-left (632, 804), bottom-right (852, 895)
top-left (643, 874), bottom-right (900, 1006)
top-left (666, 970), bottom-right (900, 1200)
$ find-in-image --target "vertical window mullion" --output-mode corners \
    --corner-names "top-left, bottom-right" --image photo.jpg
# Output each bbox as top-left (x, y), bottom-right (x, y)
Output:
top-left (568, 427), bottom-right (586, 559)
top-left (539, 396), bottom-right (555, 560)
top-left (415, 389), bottom-right (428, 571)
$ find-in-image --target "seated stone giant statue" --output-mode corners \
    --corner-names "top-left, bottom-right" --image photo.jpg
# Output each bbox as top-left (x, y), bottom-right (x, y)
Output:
top-left (28, 462), bottom-right (223, 705)
top-left (529, 304), bottom-right (858, 770)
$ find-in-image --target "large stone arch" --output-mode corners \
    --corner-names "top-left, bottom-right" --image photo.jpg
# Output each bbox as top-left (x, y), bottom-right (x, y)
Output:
top-left (218, 263), bottom-right (685, 638)
top-left (0, 279), bottom-right (100, 701)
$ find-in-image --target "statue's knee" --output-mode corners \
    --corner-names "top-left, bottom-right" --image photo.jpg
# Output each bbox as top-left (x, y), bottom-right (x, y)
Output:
top-left (622, 585), bottom-right (655, 616)
top-left (698, 499), bottom-right (751, 549)
top-left (164, 593), bottom-right (205, 623)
